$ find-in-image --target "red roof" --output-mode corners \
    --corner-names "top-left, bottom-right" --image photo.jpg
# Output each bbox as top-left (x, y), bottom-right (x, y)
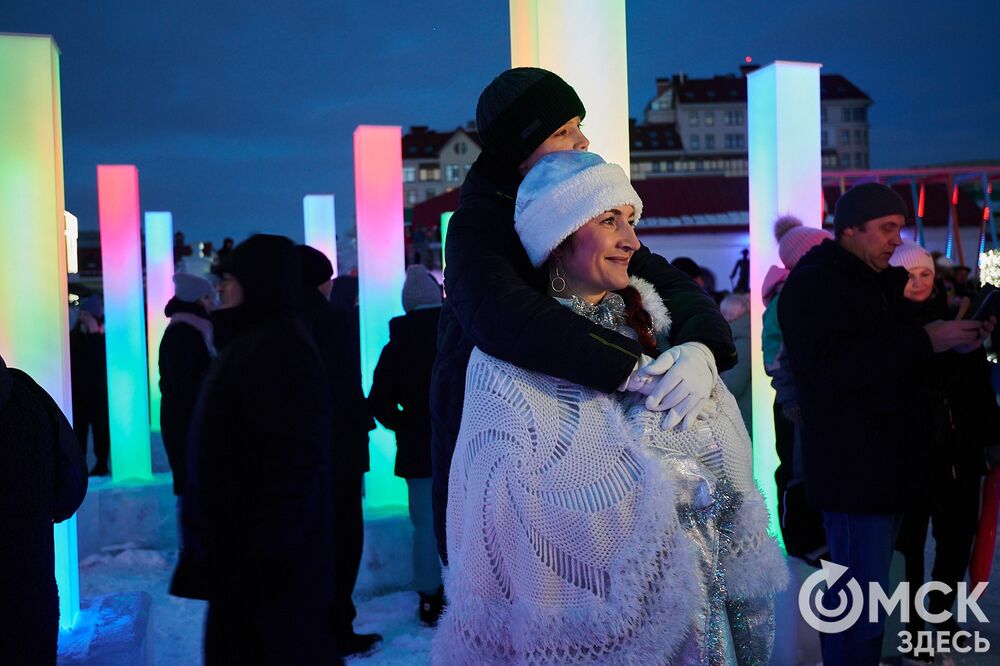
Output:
top-left (403, 126), bottom-right (480, 159)
top-left (663, 72), bottom-right (871, 105)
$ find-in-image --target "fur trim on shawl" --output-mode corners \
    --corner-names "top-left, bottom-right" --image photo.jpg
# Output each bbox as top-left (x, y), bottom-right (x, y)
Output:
top-left (627, 276), bottom-right (671, 338)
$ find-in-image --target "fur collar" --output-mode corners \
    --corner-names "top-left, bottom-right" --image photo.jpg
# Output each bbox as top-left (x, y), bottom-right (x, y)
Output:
top-left (627, 276), bottom-right (671, 337)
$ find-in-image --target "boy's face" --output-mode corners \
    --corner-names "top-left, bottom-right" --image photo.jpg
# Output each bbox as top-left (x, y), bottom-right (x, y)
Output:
top-left (518, 116), bottom-right (589, 175)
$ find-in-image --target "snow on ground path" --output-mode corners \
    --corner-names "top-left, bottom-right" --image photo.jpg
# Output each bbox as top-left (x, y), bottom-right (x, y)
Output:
top-left (348, 592), bottom-right (434, 664)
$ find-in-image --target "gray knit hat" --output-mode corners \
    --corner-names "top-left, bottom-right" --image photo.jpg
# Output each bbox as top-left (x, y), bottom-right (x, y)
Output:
top-left (833, 182), bottom-right (908, 235)
top-left (401, 265), bottom-right (442, 313)
top-left (476, 67), bottom-right (586, 169)
top-left (173, 272), bottom-right (214, 302)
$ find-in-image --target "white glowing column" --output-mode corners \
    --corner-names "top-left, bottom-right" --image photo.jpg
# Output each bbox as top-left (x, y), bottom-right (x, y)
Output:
top-left (747, 61), bottom-right (823, 541)
top-left (353, 126), bottom-right (407, 510)
top-left (65, 211), bottom-right (79, 274)
top-left (303, 194), bottom-right (338, 276)
top-left (509, 0), bottom-right (630, 170)
top-left (144, 212), bottom-right (173, 433)
top-left (0, 33), bottom-right (80, 629)
top-left (98, 165), bottom-right (153, 482)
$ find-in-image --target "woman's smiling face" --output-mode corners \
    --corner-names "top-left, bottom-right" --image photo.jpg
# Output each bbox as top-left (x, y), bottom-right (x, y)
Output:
top-left (555, 205), bottom-right (638, 301)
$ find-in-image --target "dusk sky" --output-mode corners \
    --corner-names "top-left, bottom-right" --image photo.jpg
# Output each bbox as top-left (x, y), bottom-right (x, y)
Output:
top-left (5, 1), bottom-right (998, 263)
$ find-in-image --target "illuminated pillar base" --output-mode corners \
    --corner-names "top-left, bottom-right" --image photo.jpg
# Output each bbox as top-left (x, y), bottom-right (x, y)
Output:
top-left (747, 61), bottom-right (823, 544)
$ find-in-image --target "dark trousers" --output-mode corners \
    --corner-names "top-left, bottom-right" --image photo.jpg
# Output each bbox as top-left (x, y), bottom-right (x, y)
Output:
top-left (820, 511), bottom-right (902, 666)
top-left (73, 402), bottom-right (110, 468)
top-left (332, 473), bottom-right (364, 639)
top-left (205, 595), bottom-right (338, 666)
top-left (896, 473), bottom-right (981, 627)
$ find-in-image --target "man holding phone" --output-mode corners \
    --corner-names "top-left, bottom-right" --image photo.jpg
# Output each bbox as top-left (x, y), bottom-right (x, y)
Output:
top-left (778, 183), bottom-right (993, 666)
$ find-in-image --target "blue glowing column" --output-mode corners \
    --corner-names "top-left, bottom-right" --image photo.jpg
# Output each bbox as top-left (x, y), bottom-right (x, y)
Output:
top-left (747, 62), bottom-right (822, 541)
top-left (0, 33), bottom-right (80, 628)
top-left (509, 0), bottom-right (630, 169)
top-left (144, 212), bottom-right (173, 433)
top-left (303, 194), bottom-right (338, 276)
top-left (353, 126), bottom-right (407, 510)
top-left (98, 165), bottom-right (153, 482)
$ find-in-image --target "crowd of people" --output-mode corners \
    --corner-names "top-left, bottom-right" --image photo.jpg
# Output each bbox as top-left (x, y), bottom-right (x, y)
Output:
top-left (4, 65), bottom-right (999, 666)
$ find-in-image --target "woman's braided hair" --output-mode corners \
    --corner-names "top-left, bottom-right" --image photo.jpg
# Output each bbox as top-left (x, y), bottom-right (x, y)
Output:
top-left (615, 285), bottom-right (657, 355)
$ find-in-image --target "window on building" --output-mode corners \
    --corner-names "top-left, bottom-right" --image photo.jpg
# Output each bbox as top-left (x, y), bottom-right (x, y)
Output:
top-left (821, 107), bottom-right (828, 123)
top-left (665, 161), bottom-right (674, 172)
top-left (842, 108), bottom-right (852, 122)
top-left (689, 111), bottom-right (700, 127)
top-left (418, 167), bottom-right (441, 182)
top-left (705, 134), bottom-right (715, 150)
top-left (690, 134), bottom-right (700, 150)
top-left (840, 129), bottom-right (850, 145)
top-left (453, 141), bottom-right (468, 155)
top-left (696, 160), bottom-right (705, 172)
top-left (822, 131), bottom-right (828, 147)
top-left (853, 107), bottom-right (866, 122)
top-left (704, 112), bottom-right (714, 127)
top-left (651, 161), bottom-right (661, 173)
top-left (840, 153), bottom-right (851, 168)
top-left (403, 167), bottom-right (416, 183)
top-left (864, 129), bottom-right (869, 144)
top-left (725, 133), bottom-right (745, 149)
top-left (445, 164), bottom-right (461, 183)
top-left (425, 188), bottom-right (436, 198)
top-left (853, 129), bottom-right (862, 145)
top-left (724, 110), bottom-right (744, 126)
top-left (406, 189), bottom-right (417, 205)
top-left (855, 153), bottom-right (864, 168)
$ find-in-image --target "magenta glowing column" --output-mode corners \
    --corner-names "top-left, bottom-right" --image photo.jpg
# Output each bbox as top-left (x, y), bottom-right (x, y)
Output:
top-left (0, 33), bottom-right (80, 629)
top-left (353, 126), bottom-right (408, 510)
top-left (98, 165), bottom-right (152, 482)
top-left (303, 194), bottom-right (338, 276)
top-left (747, 62), bottom-right (823, 543)
top-left (144, 211), bottom-right (174, 433)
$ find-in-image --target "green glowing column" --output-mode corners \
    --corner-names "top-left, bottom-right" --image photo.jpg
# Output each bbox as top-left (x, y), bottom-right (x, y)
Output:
top-left (354, 126), bottom-right (408, 511)
top-left (0, 33), bottom-right (80, 629)
top-left (144, 212), bottom-right (173, 432)
top-left (98, 165), bottom-right (153, 482)
top-left (440, 211), bottom-right (453, 272)
top-left (509, 0), bottom-right (630, 169)
top-left (747, 62), bottom-right (823, 542)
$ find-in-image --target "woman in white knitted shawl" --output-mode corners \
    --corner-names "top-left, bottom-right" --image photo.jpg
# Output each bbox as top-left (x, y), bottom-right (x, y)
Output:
top-left (434, 151), bottom-right (787, 665)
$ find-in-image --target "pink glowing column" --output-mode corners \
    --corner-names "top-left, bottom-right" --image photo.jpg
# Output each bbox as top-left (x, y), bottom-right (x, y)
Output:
top-left (0, 33), bottom-right (80, 629)
top-left (353, 126), bottom-right (408, 509)
top-left (98, 165), bottom-right (152, 482)
top-left (303, 194), bottom-right (338, 276)
top-left (144, 211), bottom-right (174, 433)
top-left (747, 61), bottom-right (822, 541)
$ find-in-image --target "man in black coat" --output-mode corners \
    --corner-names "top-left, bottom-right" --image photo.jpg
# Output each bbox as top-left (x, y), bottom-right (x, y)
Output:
top-left (158, 272), bottom-right (216, 497)
top-left (430, 67), bottom-right (737, 562)
top-left (174, 235), bottom-right (338, 665)
top-left (70, 294), bottom-right (111, 476)
top-left (0, 354), bottom-right (88, 665)
top-left (369, 264), bottom-right (444, 625)
top-left (778, 183), bottom-right (990, 666)
top-left (295, 247), bottom-right (381, 657)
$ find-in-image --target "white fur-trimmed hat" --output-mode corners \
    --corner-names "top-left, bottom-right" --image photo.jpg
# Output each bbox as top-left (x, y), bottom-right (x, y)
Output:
top-left (514, 151), bottom-right (642, 268)
top-left (890, 239), bottom-right (935, 274)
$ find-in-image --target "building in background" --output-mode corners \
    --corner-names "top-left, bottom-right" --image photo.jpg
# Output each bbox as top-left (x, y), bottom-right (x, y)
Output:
top-left (402, 124), bottom-right (481, 214)
top-left (632, 64), bottom-right (872, 178)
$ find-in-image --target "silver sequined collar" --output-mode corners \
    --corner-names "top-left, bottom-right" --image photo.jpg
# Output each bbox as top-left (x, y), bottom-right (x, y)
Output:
top-left (556, 292), bottom-right (627, 331)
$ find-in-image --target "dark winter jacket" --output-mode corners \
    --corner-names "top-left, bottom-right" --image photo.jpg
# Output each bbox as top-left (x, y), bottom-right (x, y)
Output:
top-left (69, 323), bottom-right (108, 424)
top-left (298, 288), bottom-right (375, 480)
top-left (173, 236), bottom-right (333, 611)
top-left (429, 150), bottom-right (737, 560)
top-left (906, 294), bottom-right (1000, 484)
top-left (778, 239), bottom-right (934, 514)
top-left (158, 297), bottom-right (213, 495)
top-left (369, 306), bottom-right (440, 479)
top-left (0, 355), bottom-right (87, 665)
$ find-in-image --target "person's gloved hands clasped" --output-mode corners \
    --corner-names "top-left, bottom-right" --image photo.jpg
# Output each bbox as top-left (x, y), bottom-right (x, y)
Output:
top-left (618, 354), bottom-right (656, 393)
top-left (640, 342), bottom-right (718, 430)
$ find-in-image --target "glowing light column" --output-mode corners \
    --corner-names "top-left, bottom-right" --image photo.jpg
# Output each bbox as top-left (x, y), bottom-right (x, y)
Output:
top-left (747, 61), bottom-right (823, 541)
top-left (144, 212), bottom-right (173, 432)
top-left (353, 126), bottom-right (407, 510)
top-left (509, 0), bottom-right (630, 169)
top-left (440, 211), bottom-right (454, 271)
top-left (0, 33), bottom-right (80, 629)
top-left (303, 194), bottom-right (338, 276)
top-left (98, 165), bottom-right (153, 482)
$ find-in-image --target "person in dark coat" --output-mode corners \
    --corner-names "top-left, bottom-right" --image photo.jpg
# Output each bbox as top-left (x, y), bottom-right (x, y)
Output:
top-left (70, 294), bottom-right (111, 476)
top-left (430, 67), bottom-right (736, 563)
top-left (369, 264), bottom-right (444, 626)
top-left (172, 234), bottom-right (338, 665)
top-left (889, 241), bottom-right (1000, 640)
top-left (0, 354), bottom-right (88, 665)
top-left (158, 272), bottom-right (216, 497)
top-left (295, 247), bottom-right (381, 657)
top-left (778, 184), bottom-right (991, 666)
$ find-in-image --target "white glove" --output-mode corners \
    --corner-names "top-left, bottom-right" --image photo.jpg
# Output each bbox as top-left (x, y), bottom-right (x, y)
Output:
top-left (618, 354), bottom-right (657, 393)
top-left (642, 342), bottom-right (718, 430)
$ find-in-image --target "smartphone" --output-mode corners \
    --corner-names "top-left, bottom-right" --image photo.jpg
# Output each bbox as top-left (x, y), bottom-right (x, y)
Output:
top-left (968, 289), bottom-right (1000, 322)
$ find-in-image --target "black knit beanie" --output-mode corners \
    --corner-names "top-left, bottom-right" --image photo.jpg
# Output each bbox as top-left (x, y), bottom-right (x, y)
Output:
top-left (295, 244), bottom-right (333, 289)
top-left (476, 67), bottom-right (586, 170)
top-left (834, 182), bottom-right (909, 235)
